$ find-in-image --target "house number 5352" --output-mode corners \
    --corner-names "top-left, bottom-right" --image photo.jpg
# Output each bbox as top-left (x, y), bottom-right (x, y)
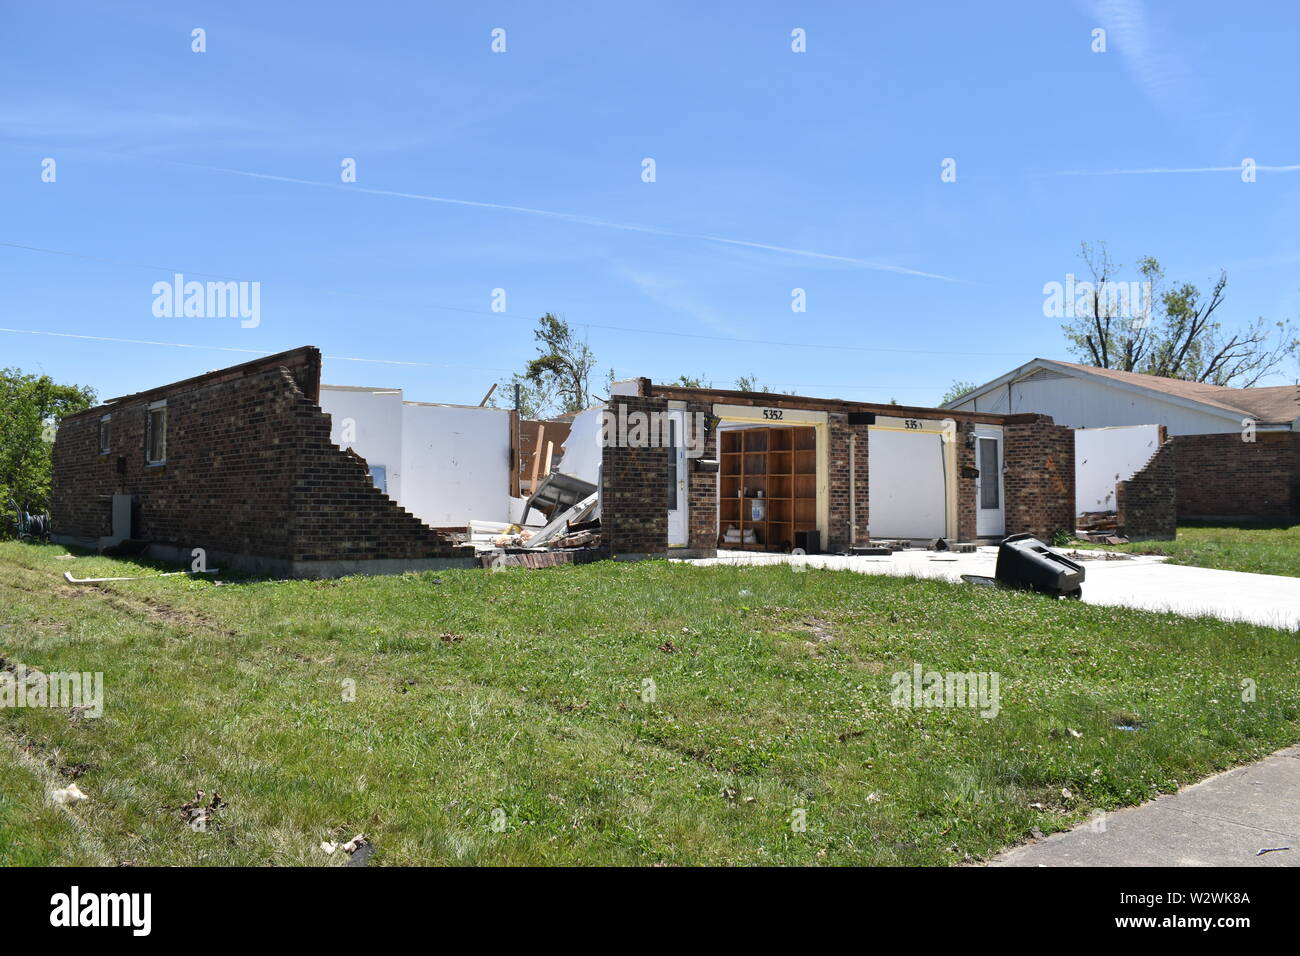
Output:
top-left (762, 409), bottom-right (784, 420)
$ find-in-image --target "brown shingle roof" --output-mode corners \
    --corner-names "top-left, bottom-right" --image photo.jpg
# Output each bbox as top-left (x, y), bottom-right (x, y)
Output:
top-left (1049, 359), bottom-right (1299, 423)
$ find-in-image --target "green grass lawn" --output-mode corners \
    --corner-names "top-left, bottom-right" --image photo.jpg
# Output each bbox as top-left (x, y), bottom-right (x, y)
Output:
top-left (1, 540), bottom-right (1297, 866)
top-left (1071, 519), bottom-right (1300, 577)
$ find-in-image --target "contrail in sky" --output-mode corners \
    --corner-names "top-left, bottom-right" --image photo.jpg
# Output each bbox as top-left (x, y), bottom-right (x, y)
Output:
top-left (181, 163), bottom-right (966, 283)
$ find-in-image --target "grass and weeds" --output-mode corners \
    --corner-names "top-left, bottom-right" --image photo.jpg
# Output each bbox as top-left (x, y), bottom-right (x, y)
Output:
top-left (1, 541), bottom-right (1296, 865)
top-left (1071, 520), bottom-right (1300, 577)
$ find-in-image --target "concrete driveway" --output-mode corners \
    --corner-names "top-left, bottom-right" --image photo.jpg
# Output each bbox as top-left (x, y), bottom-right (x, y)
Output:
top-left (987, 746), bottom-right (1300, 867)
top-left (681, 547), bottom-right (1300, 630)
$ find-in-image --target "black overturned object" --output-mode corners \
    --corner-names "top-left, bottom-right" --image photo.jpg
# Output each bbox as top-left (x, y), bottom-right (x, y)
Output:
top-left (994, 533), bottom-right (1085, 598)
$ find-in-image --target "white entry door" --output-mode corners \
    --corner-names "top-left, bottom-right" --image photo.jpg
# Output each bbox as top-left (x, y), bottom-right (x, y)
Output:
top-left (973, 425), bottom-right (1005, 538)
top-left (666, 410), bottom-right (688, 546)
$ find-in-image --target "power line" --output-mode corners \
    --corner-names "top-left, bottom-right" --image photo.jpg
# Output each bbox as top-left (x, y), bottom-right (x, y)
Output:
top-left (0, 328), bottom-right (514, 373)
top-left (2, 328), bottom-right (962, 404)
top-left (1, 239), bottom-right (1033, 359)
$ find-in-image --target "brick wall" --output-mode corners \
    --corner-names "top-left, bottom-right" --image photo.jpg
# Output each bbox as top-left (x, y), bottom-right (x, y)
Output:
top-left (826, 416), bottom-right (848, 551)
top-left (51, 350), bottom-right (317, 555)
top-left (850, 424), bottom-right (870, 546)
top-left (956, 423), bottom-right (978, 541)
top-left (826, 416), bottom-right (871, 550)
top-left (1171, 432), bottom-right (1299, 517)
top-left (685, 402), bottom-right (718, 550)
top-left (51, 347), bottom-right (459, 571)
top-left (600, 395), bottom-right (670, 557)
top-left (1115, 438), bottom-right (1177, 539)
top-left (49, 417), bottom-right (116, 540)
top-left (1003, 418), bottom-right (1075, 541)
top-left (280, 369), bottom-right (458, 562)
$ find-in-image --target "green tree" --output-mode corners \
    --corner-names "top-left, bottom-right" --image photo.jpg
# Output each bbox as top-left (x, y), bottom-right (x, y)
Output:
top-left (498, 373), bottom-right (557, 420)
top-left (525, 313), bottom-right (597, 414)
top-left (941, 380), bottom-right (978, 405)
top-left (735, 374), bottom-right (798, 395)
top-left (672, 374), bottom-right (712, 388)
top-left (0, 368), bottom-right (96, 516)
top-left (733, 374), bottom-right (770, 393)
top-left (491, 314), bottom-right (597, 418)
top-left (1062, 241), bottom-right (1297, 387)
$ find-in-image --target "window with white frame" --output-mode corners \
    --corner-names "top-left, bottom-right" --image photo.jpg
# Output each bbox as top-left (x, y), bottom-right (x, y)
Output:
top-left (146, 401), bottom-right (167, 464)
top-left (98, 414), bottom-right (112, 454)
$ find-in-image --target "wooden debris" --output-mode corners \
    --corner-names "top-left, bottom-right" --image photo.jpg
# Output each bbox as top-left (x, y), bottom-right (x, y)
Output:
top-left (1076, 511), bottom-right (1119, 531)
top-left (479, 549), bottom-right (601, 570)
top-left (549, 530), bottom-right (599, 550)
top-left (64, 568), bottom-right (221, 584)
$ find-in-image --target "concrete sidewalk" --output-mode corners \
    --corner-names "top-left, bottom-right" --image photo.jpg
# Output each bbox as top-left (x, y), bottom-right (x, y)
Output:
top-left (681, 548), bottom-right (1300, 630)
top-left (987, 746), bottom-right (1300, 867)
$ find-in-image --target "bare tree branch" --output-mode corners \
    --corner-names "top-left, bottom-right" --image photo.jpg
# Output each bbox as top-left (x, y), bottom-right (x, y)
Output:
top-left (1063, 246), bottom-right (1297, 387)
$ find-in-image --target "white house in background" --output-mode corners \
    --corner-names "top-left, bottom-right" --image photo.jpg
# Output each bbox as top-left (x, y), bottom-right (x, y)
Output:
top-left (944, 358), bottom-right (1300, 518)
top-left (943, 357), bottom-right (1298, 434)
top-left (318, 385), bottom-right (514, 528)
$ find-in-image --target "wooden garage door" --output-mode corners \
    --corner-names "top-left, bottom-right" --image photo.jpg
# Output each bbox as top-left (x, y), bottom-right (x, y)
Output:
top-left (867, 428), bottom-right (947, 539)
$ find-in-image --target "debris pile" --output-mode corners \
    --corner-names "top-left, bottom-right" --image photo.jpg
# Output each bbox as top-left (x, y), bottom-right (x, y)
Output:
top-left (1075, 511), bottom-right (1129, 544)
top-left (929, 538), bottom-right (977, 553)
top-left (165, 790), bottom-right (228, 830)
top-left (452, 472), bottom-right (603, 569)
top-left (849, 539), bottom-right (977, 555)
top-left (321, 833), bottom-right (369, 856)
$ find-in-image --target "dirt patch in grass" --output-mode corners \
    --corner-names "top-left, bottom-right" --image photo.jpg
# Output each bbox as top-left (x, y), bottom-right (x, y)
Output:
top-left (2, 562), bottom-right (236, 637)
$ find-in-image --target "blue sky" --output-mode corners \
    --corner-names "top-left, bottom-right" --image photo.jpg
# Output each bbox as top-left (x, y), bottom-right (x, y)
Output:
top-left (3, 0), bottom-right (1298, 408)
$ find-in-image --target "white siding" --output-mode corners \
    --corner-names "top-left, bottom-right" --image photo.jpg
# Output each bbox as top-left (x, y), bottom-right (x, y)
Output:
top-left (951, 370), bottom-right (1237, 434)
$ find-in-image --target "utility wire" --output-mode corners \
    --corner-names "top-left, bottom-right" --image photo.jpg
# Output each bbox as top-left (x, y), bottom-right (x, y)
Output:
top-left (1, 239), bottom-right (1034, 359)
top-left (0, 328), bottom-right (514, 373)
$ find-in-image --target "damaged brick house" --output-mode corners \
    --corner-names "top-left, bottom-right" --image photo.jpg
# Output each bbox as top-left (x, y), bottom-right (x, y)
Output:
top-left (600, 378), bottom-right (1076, 559)
top-left (51, 346), bottom-right (1077, 576)
top-left (51, 347), bottom-right (470, 577)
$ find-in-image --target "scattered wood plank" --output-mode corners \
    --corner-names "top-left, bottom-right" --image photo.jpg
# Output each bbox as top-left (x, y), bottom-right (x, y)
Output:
top-left (479, 550), bottom-right (599, 570)
top-left (63, 569), bottom-right (221, 584)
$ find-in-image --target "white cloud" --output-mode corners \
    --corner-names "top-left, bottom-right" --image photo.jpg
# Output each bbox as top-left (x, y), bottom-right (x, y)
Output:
top-left (1084, 0), bottom-right (1186, 107)
top-left (1038, 163), bottom-right (1300, 177)
top-left (614, 267), bottom-right (741, 337)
